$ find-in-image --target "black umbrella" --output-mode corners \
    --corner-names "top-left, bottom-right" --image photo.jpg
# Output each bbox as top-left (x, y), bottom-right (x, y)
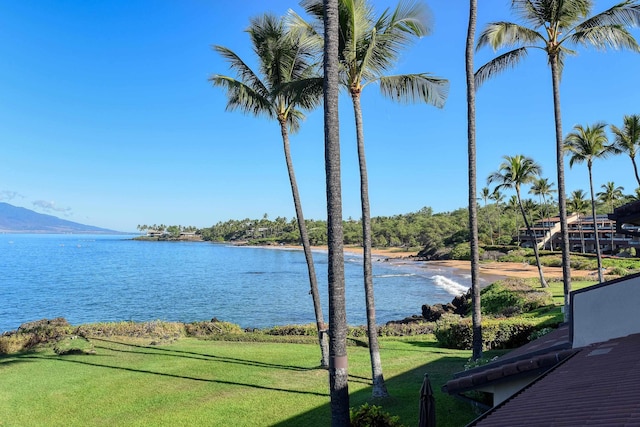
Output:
top-left (419, 373), bottom-right (436, 427)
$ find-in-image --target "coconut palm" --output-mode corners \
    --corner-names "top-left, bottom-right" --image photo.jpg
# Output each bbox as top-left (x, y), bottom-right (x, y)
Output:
top-left (611, 114), bottom-right (640, 187)
top-left (597, 181), bottom-right (625, 253)
top-left (507, 194), bottom-right (521, 245)
top-left (323, 0), bottom-right (349, 421)
top-left (476, 0), bottom-right (640, 315)
top-left (530, 178), bottom-right (557, 250)
top-left (491, 188), bottom-right (505, 242)
top-left (210, 14), bottom-right (329, 367)
top-left (564, 122), bottom-right (617, 282)
top-left (297, 0), bottom-right (449, 398)
top-left (489, 155), bottom-right (548, 287)
top-left (467, 0), bottom-right (482, 361)
top-left (479, 187), bottom-right (494, 245)
top-left (569, 189), bottom-right (590, 253)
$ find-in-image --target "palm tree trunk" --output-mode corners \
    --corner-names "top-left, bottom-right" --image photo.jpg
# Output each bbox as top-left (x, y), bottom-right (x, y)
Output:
top-left (517, 187), bottom-right (548, 287)
top-left (323, 0), bottom-right (349, 422)
top-left (632, 157), bottom-right (640, 187)
top-left (350, 90), bottom-right (388, 398)
top-left (279, 119), bottom-right (329, 368)
top-left (466, 0), bottom-right (482, 361)
top-left (550, 55), bottom-right (571, 318)
top-left (588, 165), bottom-right (604, 282)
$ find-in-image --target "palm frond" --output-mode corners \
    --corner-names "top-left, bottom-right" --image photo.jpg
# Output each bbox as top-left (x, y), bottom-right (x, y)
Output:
top-left (475, 47), bottom-right (530, 88)
top-left (209, 75), bottom-right (275, 118)
top-left (570, 25), bottom-right (640, 51)
top-left (377, 73), bottom-right (449, 107)
top-left (477, 22), bottom-right (542, 51)
top-left (578, 0), bottom-right (640, 28)
top-left (212, 45), bottom-right (270, 99)
top-left (277, 77), bottom-right (324, 112)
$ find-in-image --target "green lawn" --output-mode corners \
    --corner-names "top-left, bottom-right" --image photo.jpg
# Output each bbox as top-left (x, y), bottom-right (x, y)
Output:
top-left (0, 335), bottom-right (478, 427)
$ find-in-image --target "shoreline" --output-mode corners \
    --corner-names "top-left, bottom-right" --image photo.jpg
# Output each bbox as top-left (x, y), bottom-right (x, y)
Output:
top-left (270, 244), bottom-right (593, 280)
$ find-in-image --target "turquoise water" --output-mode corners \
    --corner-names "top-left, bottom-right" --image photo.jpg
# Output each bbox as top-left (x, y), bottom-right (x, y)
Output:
top-left (0, 234), bottom-right (481, 332)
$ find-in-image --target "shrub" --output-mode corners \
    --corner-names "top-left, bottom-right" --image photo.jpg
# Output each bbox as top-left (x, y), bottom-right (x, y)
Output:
top-left (480, 279), bottom-right (553, 316)
top-left (53, 336), bottom-right (96, 355)
top-left (184, 320), bottom-right (243, 337)
top-left (77, 320), bottom-right (185, 339)
top-left (451, 243), bottom-right (484, 261)
top-left (378, 322), bottom-right (435, 336)
top-left (0, 333), bottom-right (32, 355)
top-left (350, 404), bottom-right (404, 427)
top-left (262, 324), bottom-right (318, 336)
top-left (434, 315), bottom-right (539, 350)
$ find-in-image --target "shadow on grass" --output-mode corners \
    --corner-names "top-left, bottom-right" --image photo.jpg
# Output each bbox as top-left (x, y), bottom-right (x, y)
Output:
top-left (19, 353), bottom-right (327, 397)
top-left (89, 337), bottom-right (317, 371)
top-left (273, 355), bottom-right (480, 427)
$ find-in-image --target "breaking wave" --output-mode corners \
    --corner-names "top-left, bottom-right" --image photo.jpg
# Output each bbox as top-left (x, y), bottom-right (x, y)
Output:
top-left (431, 275), bottom-right (469, 296)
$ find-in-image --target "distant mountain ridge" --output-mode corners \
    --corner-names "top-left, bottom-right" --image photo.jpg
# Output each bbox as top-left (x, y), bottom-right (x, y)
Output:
top-left (0, 202), bottom-right (120, 234)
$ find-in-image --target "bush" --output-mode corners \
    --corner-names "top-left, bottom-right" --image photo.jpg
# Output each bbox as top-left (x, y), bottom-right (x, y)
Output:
top-left (434, 315), bottom-right (539, 350)
top-left (184, 320), bottom-right (243, 337)
top-left (480, 279), bottom-right (553, 316)
top-left (77, 320), bottom-right (185, 339)
top-left (0, 333), bottom-right (32, 355)
top-left (451, 243), bottom-right (484, 261)
top-left (262, 324), bottom-right (318, 336)
top-left (350, 404), bottom-right (404, 427)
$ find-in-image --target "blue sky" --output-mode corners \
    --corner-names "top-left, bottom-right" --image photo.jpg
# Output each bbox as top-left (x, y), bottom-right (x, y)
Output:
top-left (1, 1), bottom-right (639, 232)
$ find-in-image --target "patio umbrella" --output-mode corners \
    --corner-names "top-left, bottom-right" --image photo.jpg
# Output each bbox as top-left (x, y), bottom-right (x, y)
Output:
top-left (419, 373), bottom-right (436, 427)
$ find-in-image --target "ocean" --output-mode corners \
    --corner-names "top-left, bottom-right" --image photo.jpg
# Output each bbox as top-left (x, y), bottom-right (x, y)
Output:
top-left (0, 234), bottom-right (483, 333)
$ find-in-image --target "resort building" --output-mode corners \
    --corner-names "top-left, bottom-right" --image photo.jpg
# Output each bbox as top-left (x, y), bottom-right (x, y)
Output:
top-left (517, 212), bottom-right (640, 255)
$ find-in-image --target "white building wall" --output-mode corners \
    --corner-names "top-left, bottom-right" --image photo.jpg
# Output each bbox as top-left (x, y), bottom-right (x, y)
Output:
top-left (572, 274), bottom-right (640, 348)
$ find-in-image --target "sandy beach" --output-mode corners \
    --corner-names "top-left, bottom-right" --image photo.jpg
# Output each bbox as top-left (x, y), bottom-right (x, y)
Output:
top-left (338, 246), bottom-right (592, 280)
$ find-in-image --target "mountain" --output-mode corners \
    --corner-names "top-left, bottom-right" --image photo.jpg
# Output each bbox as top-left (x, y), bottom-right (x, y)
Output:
top-left (0, 202), bottom-right (120, 234)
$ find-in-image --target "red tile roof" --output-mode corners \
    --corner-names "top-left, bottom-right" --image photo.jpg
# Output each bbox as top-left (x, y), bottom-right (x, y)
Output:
top-left (469, 332), bottom-right (640, 426)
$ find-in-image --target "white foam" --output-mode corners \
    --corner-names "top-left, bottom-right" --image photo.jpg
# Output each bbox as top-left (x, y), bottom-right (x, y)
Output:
top-left (374, 273), bottom-right (416, 278)
top-left (431, 275), bottom-right (469, 296)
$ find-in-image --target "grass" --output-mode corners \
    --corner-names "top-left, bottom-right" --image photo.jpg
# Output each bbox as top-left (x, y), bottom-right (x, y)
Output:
top-left (0, 334), bottom-right (479, 427)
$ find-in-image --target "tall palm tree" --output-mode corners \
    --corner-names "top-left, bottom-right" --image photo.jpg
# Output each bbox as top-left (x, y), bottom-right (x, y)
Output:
top-left (597, 181), bottom-right (625, 254)
top-left (488, 155), bottom-right (548, 287)
top-left (298, 0), bottom-right (449, 398)
top-left (569, 189), bottom-right (590, 254)
top-left (564, 122), bottom-right (617, 282)
top-left (210, 14), bottom-right (329, 367)
top-left (476, 0), bottom-right (640, 316)
top-left (479, 187), bottom-right (494, 245)
top-left (467, 0), bottom-right (482, 361)
top-left (611, 114), bottom-right (640, 187)
top-left (323, 0), bottom-right (350, 422)
top-left (491, 188), bottom-right (505, 242)
top-left (530, 178), bottom-right (557, 251)
top-left (507, 194), bottom-right (521, 245)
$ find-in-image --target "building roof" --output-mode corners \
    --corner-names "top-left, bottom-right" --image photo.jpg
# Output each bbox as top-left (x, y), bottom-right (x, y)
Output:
top-left (443, 325), bottom-right (574, 396)
top-left (469, 332), bottom-right (640, 426)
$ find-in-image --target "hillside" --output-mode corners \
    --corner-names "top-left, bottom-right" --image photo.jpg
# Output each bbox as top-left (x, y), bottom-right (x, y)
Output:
top-left (0, 202), bottom-right (119, 234)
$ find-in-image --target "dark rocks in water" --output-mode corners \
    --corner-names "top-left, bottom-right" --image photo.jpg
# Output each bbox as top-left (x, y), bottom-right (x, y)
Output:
top-left (417, 289), bottom-right (473, 322)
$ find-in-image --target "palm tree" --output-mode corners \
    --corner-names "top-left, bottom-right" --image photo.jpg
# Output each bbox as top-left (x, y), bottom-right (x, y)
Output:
top-left (479, 187), bottom-right (494, 245)
top-left (467, 0), bottom-right (482, 361)
top-left (569, 189), bottom-right (590, 254)
top-left (488, 155), bottom-right (548, 287)
top-left (564, 122), bottom-right (617, 282)
top-left (210, 14), bottom-right (329, 367)
top-left (597, 181), bottom-right (625, 254)
top-left (476, 0), bottom-right (640, 316)
top-left (507, 194), bottom-right (521, 245)
top-left (530, 178), bottom-right (557, 251)
top-left (491, 188), bottom-right (505, 242)
top-left (611, 114), bottom-right (640, 187)
top-left (323, 0), bottom-right (349, 421)
top-left (298, 0), bottom-right (449, 398)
